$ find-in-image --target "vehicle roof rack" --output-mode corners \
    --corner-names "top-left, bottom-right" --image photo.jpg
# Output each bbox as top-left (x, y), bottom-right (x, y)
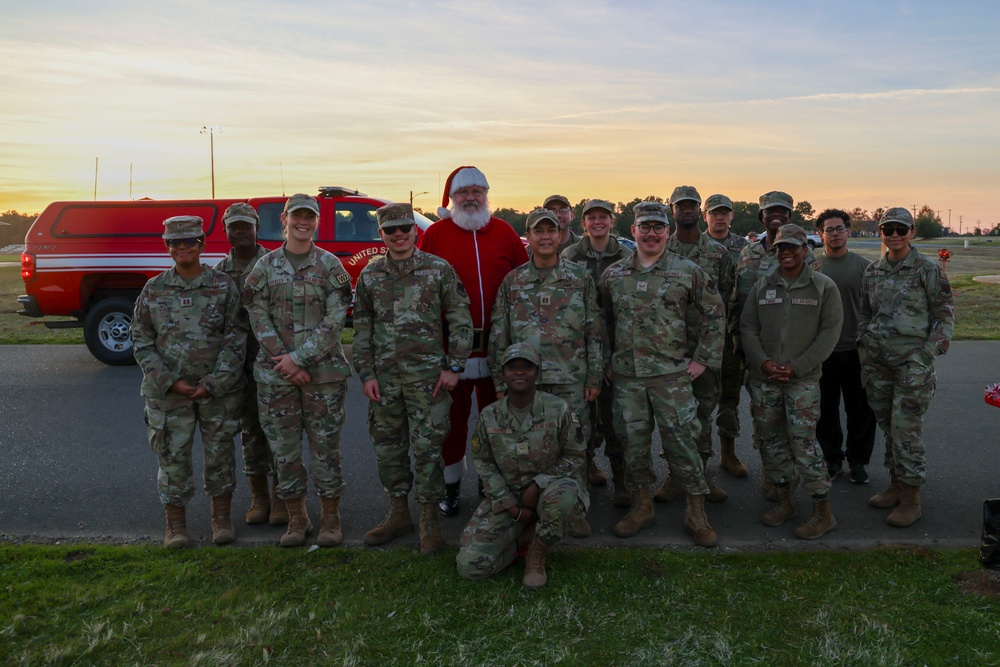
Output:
top-left (317, 186), bottom-right (366, 198)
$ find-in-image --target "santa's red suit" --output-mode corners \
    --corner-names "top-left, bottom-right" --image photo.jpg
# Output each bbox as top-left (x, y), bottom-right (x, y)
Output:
top-left (418, 214), bottom-right (528, 469)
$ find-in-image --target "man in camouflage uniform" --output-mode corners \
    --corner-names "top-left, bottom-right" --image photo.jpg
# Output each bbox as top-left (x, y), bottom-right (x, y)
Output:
top-left (213, 202), bottom-right (286, 526)
top-left (543, 194), bottom-right (582, 254)
top-left (859, 208), bottom-right (954, 527)
top-left (244, 193), bottom-right (353, 548)
top-left (732, 191), bottom-right (821, 499)
top-left (456, 343), bottom-right (586, 590)
top-left (741, 224), bottom-right (843, 540)
top-left (490, 207), bottom-right (603, 536)
top-left (653, 186), bottom-right (734, 506)
top-left (704, 194), bottom-right (750, 478)
top-left (131, 215), bottom-right (246, 548)
top-left (353, 203), bottom-right (473, 555)
top-left (598, 201), bottom-right (724, 547)
top-left (562, 198), bottom-right (633, 505)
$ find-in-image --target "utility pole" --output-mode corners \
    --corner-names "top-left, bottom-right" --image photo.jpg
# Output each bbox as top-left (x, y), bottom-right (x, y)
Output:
top-left (94, 157), bottom-right (99, 200)
top-left (959, 215), bottom-right (963, 235)
top-left (410, 190), bottom-right (428, 207)
top-left (200, 126), bottom-right (222, 197)
top-left (911, 204), bottom-right (917, 218)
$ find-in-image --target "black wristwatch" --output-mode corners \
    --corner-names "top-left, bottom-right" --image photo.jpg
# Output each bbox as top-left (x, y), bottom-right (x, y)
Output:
top-left (449, 364), bottom-right (464, 373)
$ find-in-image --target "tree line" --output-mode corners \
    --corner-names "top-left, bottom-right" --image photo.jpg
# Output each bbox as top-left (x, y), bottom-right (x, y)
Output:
top-left (0, 210), bottom-right (38, 248)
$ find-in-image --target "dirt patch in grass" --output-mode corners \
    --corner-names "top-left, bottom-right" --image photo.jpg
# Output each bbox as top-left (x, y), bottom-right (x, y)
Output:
top-left (955, 568), bottom-right (1000, 598)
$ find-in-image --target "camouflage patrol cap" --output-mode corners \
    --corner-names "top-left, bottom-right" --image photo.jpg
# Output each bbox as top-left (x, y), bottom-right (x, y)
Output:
top-left (525, 208), bottom-right (560, 230)
top-left (284, 193), bottom-right (320, 215)
top-left (162, 215), bottom-right (204, 240)
top-left (582, 199), bottom-right (614, 216)
top-left (773, 224), bottom-right (807, 247)
top-left (501, 342), bottom-right (540, 367)
top-left (376, 202), bottom-right (416, 229)
top-left (704, 194), bottom-right (734, 212)
top-left (223, 202), bottom-right (259, 226)
top-left (880, 207), bottom-right (915, 228)
top-left (668, 185), bottom-right (702, 206)
top-left (759, 191), bottom-right (794, 211)
top-left (543, 194), bottom-right (572, 209)
top-left (633, 201), bottom-right (670, 225)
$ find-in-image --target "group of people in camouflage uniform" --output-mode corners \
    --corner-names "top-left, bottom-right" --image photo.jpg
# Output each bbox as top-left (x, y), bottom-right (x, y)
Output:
top-left (131, 164), bottom-right (953, 591)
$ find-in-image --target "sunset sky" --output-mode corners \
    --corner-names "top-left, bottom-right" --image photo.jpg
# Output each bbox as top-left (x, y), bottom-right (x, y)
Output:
top-left (2, 1), bottom-right (998, 231)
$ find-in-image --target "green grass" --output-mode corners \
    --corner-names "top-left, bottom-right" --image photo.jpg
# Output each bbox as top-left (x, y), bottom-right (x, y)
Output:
top-left (0, 254), bottom-right (20, 262)
top-left (951, 276), bottom-right (1000, 340)
top-left (2, 544), bottom-right (998, 665)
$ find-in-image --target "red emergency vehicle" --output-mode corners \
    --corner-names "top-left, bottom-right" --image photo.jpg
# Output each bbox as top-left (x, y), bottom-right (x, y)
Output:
top-left (18, 187), bottom-right (433, 365)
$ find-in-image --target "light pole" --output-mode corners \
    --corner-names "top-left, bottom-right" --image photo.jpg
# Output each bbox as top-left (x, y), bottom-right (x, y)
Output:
top-left (200, 126), bottom-right (222, 197)
top-left (410, 190), bottom-right (429, 207)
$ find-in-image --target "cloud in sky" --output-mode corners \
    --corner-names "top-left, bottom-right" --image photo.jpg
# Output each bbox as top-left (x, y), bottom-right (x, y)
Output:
top-left (1, 0), bottom-right (998, 227)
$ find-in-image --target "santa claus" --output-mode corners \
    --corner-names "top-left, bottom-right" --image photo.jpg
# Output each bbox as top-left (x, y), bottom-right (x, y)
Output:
top-left (417, 166), bottom-right (529, 516)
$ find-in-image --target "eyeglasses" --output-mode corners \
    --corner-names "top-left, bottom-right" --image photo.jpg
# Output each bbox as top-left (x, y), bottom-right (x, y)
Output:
top-left (381, 224), bottom-right (413, 235)
top-left (822, 225), bottom-right (847, 234)
top-left (636, 223), bottom-right (668, 234)
top-left (453, 187), bottom-right (487, 200)
top-left (166, 238), bottom-right (201, 248)
top-left (880, 225), bottom-right (910, 237)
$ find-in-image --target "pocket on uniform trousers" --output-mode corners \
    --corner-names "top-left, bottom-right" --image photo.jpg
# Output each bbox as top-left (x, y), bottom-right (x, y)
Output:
top-left (431, 390), bottom-right (452, 427)
top-left (144, 405), bottom-right (167, 455)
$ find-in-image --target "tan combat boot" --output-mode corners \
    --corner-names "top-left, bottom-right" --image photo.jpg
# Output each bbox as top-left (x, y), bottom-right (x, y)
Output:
top-left (419, 503), bottom-right (446, 555)
top-left (760, 483), bottom-right (797, 527)
top-left (245, 476), bottom-right (270, 524)
top-left (683, 494), bottom-right (718, 547)
top-left (794, 495), bottom-right (837, 540)
top-left (719, 435), bottom-right (748, 477)
top-left (869, 471), bottom-right (901, 509)
top-left (587, 457), bottom-right (607, 487)
top-left (613, 488), bottom-right (656, 538)
top-left (269, 475), bottom-right (289, 525)
top-left (702, 458), bottom-right (728, 503)
top-left (364, 495), bottom-right (414, 546)
top-left (279, 496), bottom-right (313, 547)
top-left (652, 470), bottom-right (679, 504)
top-left (316, 496), bottom-right (342, 547)
top-left (886, 482), bottom-right (922, 527)
top-left (568, 508), bottom-right (592, 539)
top-left (610, 460), bottom-right (631, 508)
top-left (164, 504), bottom-right (188, 549)
top-left (522, 536), bottom-right (552, 590)
top-left (210, 492), bottom-right (235, 545)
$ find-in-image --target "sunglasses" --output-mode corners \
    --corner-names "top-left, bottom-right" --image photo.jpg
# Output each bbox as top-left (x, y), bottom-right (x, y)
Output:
top-left (774, 244), bottom-right (801, 254)
top-left (166, 238), bottom-right (201, 248)
top-left (880, 225), bottom-right (911, 237)
top-left (381, 224), bottom-right (413, 235)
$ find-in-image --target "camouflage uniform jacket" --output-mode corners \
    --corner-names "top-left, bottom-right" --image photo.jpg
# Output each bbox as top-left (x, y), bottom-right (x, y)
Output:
top-left (352, 249), bottom-right (474, 384)
top-left (471, 390), bottom-right (585, 514)
top-left (665, 232), bottom-right (735, 309)
top-left (740, 264), bottom-right (844, 383)
top-left (215, 245), bottom-right (269, 373)
top-left (598, 250), bottom-right (725, 378)
top-left (489, 257), bottom-right (605, 392)
top-left (710, 230), bottom-right (749, 265)
top-left (858, 247), bottom-right (954, 367)
top-left (132, 265), bottom-right (246, 399)
top-left (561, 235), bottom-right (633, 285)
top-left (243, 244), bottom-right (353, 385)
top-left (732, 237), bottom-right (820, 347)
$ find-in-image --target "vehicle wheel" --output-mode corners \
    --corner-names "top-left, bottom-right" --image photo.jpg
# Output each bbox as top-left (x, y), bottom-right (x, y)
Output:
top-left (84, 296), bottom-right (137, 366)
top-left (808, 240), bottom-right (817, 248)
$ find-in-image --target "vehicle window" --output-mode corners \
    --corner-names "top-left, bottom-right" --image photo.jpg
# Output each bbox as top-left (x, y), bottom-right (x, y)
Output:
top-left (335, 202), bottom-right (379, 242)
top-left (257, 203), bottom-right (286, 242)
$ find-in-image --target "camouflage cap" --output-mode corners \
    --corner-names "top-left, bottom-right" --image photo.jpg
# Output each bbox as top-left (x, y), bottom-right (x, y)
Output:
top-left (880, 207), bottom-right (915, 228)
top-left (668, 185), bottom-right (702, 206)
top-left (633, 201), bottom-right (670, 225)
top-left (284, 193), bottom-right (320, 215)
top-left (704, 194), bottom-right (734, 212)
top-left (223, 202), bottom-right (259, 226)
top-left (525, 207), bottom-right (560, 230)
top-left (582, 199), bottom-right (614, 216)
top-left (773, 224), bottom-right (807, 247)
top-left (162, 215), bottom-right (204, 240)
top-left (501, 342), bottom-right (540, 367)
top-left (759, 191), bottom-right (794, 211)
top-left (376, 202), bottom-right (416, 229)
top-left (543, 194), bottom-right (572, 209)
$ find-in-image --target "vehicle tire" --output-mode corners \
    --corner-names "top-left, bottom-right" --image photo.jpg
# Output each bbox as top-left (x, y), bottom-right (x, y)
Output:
top-left (808, 240), bottom-right (817, 248)
top-left (84, 296), bottom-right (137, 366)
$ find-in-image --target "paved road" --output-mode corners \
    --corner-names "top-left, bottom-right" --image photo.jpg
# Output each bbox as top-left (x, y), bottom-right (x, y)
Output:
top-left (1, 343), bottom-right (997, 551)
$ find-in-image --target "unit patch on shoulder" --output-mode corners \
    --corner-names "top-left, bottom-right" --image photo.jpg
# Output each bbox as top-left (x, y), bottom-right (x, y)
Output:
top-left (471, 434), bottom-right (481, 454)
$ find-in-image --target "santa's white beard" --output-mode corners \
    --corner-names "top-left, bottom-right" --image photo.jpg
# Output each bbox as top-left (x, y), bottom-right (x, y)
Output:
top-left (450, 201), bottom-right (492, 231)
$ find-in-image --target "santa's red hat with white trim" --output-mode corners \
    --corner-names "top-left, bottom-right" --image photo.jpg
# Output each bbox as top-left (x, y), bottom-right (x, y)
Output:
top-left (438, 166), bottom-right (489, 219)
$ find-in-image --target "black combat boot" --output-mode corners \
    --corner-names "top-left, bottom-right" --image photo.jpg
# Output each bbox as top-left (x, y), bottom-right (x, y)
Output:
top-left (439, 481), bottom-right (460, 517)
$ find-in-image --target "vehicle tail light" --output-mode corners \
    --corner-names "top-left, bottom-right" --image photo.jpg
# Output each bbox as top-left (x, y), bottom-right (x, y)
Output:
top-left (21, 252), bottom-right (35, 282)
